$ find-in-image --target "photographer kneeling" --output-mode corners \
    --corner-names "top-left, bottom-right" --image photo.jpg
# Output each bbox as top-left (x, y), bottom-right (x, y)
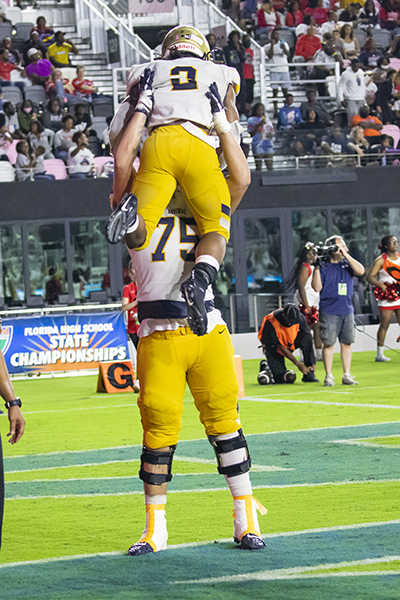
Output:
top-left (258, 304), bottom-right (318, 384)
top-left (312, 236), bottom-right (364, 387)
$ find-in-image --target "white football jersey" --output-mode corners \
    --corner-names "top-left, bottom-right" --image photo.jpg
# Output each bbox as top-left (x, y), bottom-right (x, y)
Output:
top-left (129, 194), bottom-right (224, 338)
top-left (126, 57), bottom-right (240, 130)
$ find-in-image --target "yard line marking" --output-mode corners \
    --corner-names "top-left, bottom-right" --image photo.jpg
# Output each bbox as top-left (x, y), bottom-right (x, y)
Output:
top-left (5, 421), bottom-right (400, 460)
top-left (242, 398), bottom-right (400, 409)
top-left (17, 404), bottom-right (140, 416)
top-left (244, 384), bottom-right (400, 399)
top-left (332, 436), bottom-right (400, 449)
top-left (5, 478), bottom-right (400, 500)
top-left (172, 556), bottom-right (400, 584)
top-left (1, 521), bottom-right (399, 569)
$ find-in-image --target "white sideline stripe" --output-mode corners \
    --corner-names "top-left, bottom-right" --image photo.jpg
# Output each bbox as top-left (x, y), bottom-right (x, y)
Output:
top-left (21, 404), bottom-right (139, 415)
top-left (242, 397), bottom-right (400, 410)
top-left (1, 521), bottom-right (399, 570)
top-left (5, 478), bottom-right (400, 501)
top-left (6, 421), bottom-right (400, 460)
top-left (333, 435), bottom-right (400, 449)
top-left (172, 556), bottom-right (400, 584)
top-left (244, 384), bottom-right (400, 399)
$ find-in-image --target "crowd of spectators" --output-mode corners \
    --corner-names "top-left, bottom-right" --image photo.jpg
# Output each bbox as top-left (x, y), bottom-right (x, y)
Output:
top-left (0, 13), bottom-right (113, 181)
top-left (218, 0), bottom-right (400, 169)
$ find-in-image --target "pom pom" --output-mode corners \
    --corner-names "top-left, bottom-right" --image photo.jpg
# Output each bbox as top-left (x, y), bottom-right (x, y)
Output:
top-left (299, 304), bottom-right (319, 324)
top-left (373, 283), bottom-right (400, 302)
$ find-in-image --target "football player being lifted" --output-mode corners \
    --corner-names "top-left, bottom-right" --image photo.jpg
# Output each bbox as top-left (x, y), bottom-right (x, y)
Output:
top-left (106, 26), bottom-right (249, 337)
top-left (125, 94), bottom-right (265, 557)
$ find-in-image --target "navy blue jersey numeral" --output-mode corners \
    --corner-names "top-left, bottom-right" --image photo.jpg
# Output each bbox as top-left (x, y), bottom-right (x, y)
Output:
top-left (170, 66), bottom-right (198, 91)
top-left (179, 218), bottom-right (200, 262)
top-left (151, 217), bottom-right (175, 262)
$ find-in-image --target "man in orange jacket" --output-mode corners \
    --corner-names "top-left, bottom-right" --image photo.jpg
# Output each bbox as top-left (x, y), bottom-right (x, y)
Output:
top-left (258, 304), bottom-right (318, 384)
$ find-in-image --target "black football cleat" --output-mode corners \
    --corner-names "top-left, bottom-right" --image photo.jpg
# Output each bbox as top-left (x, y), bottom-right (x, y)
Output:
top-left (180, 272), bottom-right (209, 337)
top-left (128, 542), bottom-right (154, 556)
top-left (235, 533), bottom-right (266, 550)
top-left (302, 371), bottom-right (319, 383)
top-left (105, 193), bottom-right (138, 245)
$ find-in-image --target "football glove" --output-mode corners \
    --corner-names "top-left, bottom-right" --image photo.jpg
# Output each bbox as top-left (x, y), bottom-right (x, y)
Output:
top-left (134, 68), bottom-right (155, 117)
top-left (206, 81), bottom-right (231, 135)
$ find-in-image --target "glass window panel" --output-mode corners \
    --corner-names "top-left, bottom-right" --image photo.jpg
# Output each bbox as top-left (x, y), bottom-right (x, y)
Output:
top-left (70, 220), bottom-right (109, 300)
top-left (292, 209), bottom-right (328, 259)
top-left (244, 217), bottom-right (282, 293)
top-left (0, 225), bottom-right (24, 305)
top-left (27, 223), bottom-right (67, 299)
top-left (331, 208), bottom-right (368, 265)
top-left (371, 207), bottom-right (400, 260)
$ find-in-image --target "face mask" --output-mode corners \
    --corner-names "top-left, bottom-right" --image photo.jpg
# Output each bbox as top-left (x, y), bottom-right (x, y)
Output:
top-left (24, 107), bottom-right (33, 114)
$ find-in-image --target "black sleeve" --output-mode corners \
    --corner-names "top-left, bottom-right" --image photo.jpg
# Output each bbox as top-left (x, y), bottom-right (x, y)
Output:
top-left (298, 313), bottom-right (310, 334)
top-left (260, 320), bottom-right (280, 348)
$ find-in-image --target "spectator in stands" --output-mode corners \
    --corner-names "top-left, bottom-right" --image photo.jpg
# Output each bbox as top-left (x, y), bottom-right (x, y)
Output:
top-left (223, 31), bottom-right (246, 113)
top-left (247, 102), bottom-right (274, 170)
top-left (242, 35), bottom-right (255, 116)
top-left (340, 3), bottom-right (361, 24)
top-left (338, 58), bottom-right (367, 124)
top-left (294, 25), bottom-right (322, 64)
top-left (73, 103), bottom-right (92, 133)
top-left (379, 0), bottom-right (400, 31)
top-left (54, 113), bottom-right (76, 163)
top-left (2, 102), bottom-right (23, 138)
top-left (279, 93), bottom-right (303, 129)
top-left (25, 48), bottom-right (53, 85)
top-left (39, 98), bottom-right (64, 132)
top-left (311, 235), bottom-right (364, 387)
top-left (0, 49), bottom-right (25, 86)
top-left (0, 38), bottom-right (21, 66)
top-left (320, 124), bottom-right (350, 161)
top-left (0, 82), bottom-right (2, 112)
top-left (68, 130), bottom-right (95, 179)
top-left (370, 134), bottom-right (392, 162)
top-left (351, 105), bottom-right (383, 144)
top-left (45, 68), bottom-right (76, 102)
top-left (389, 33), bottom-right (400, 58)
top-left (312, 32), bottom-right (343, 97)
top-left (347, 125), bottom-right (370, 162)
top-left (286, 1), bottom-right (304, 28)
top-left (340, 23), bottom-right (360, 59)
top-left (265, 28), bottom-right (290, 116)
top-left (296, 14), bottom-right (320, 39)
top-left (375, 68), bottom-right (400, 124)
top-left (0, 113), bottom-right (12, 160)
top-left (45, 267), bottom-right (61, 304)
top-left (372, 56), bottom-right (391, 84)
top-left (47, 32), bottom-right (78, 68)
top-left (28, 119), bottom-right (54, 159)
top-left (256, 0), bottom-right (280, 39)
top-left (242, 0), bottom-right (258, 19)
top-left (18, 99), bottom-right (38, 136)
top-left (31, 16), bottom-right (55, 48)
top-left (205, 34), bottom-right (225, 64)
top-left (72, 65), bottom-right (98, 101)
top-left (294, 108), bottom-right (325, 155)
top-left (359, 37), bottom-right (383, 69)
top-left (331, 29), bottom-right (343, 55)
top-left (14, 139), bottom-right (55, 181)
top-left (300, 89), bottom-right (332, 125)
top-left (305, 0), bottom-right (328, 25)
top-left (358, 0), bottom-right (379, 29)
top-left (22, 31), bottom-right (48, 66)
top-left (321, 11), bottom-right (340, 36)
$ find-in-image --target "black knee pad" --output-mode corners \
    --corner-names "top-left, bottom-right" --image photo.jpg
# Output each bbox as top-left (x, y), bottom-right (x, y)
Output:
top-left (139, 445), bottom-right (176, 486)
top-left (208, 429), bottom-right (251, 477)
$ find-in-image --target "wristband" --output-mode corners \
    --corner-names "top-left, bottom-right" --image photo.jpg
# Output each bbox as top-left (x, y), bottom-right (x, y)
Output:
top-left (5, 397), bottom-right (22, 409)
top-left (213, 109), bottom-right (231, 135)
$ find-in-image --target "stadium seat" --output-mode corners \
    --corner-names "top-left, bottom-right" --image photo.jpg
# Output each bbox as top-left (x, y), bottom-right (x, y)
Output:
top-left (57, 293), bottom-right (76, 305)
top-left (5, 140), bottom-right (19, 165)
top-left (25, 85), bottom-right (47, 105)
top-left (5, 6), bottom-right (22, 23)
top-left (0, 162), bottom-right (15, 182)
top-left (14, 22), bottom-right (35, 40)
top-left (43, 159), bottom-right (67, 180)
top-left (0, 22), bottom-right (13, 38)
top-left (60, 67), bottom-right (76, 83)
top-left (88, 291), bottom-right (108, 302)
top-left (94, 155), bottom-right (114, 176)
top-left (279, 27), bottom-right (296, 49)
top-left (2, 86), bottom-right (23, 105)
top-left (353, 29), bottom-right (366, 48)
top-left (372, 29), bottom-right (392, 50)
top-left (381, 125), bottom-right (400, 150)
top-left (91, 116), bottom-right (108, 139)
top-left (26, 295), bottom-right (45, 308)
top-left (88, 137), bottom-right (104, 157)
top-left (92, 97), bottom-right (114, 117)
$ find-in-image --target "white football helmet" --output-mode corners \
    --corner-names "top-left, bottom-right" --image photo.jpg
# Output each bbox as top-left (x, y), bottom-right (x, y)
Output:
top-left (162, 26), bottom-right (210, 60)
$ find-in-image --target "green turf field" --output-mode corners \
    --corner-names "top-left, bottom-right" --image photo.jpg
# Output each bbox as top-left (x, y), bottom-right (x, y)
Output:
top-left (0, 351), bottom-right (399, 599)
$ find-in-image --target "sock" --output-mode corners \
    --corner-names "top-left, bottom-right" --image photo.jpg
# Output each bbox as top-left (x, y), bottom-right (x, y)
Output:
top-left (138, 495), bottom-right (168, 552)
top-left (377, 346), bottom-right (384, 358)
top-left (193, 255), bottom-right (219, 286)
top-left (126, 216), bottom-right (139, 234)
top-left (316, 348), bottom-right (322, 361)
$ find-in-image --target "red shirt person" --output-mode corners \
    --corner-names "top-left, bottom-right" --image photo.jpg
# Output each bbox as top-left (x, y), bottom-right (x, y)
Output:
top-left (72, 65), bottom-right (97, 100)
top-left (122, 262), bottom-right (139, 348)
top-left (294, 25), bottom-right (322, 62)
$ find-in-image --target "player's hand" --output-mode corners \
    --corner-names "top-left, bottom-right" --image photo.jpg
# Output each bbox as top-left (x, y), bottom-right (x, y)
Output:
top-left (7, 406), bottom-right (25, 445)
top-left (206, 81), bottom-right (224, 114)
top-left (297, 363), bottom-right (310, 375)
top-left (135, 68), bottom-right (155, 117)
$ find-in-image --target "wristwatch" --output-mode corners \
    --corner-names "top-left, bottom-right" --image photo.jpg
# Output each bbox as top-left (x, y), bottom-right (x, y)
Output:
top-left (5, 398), bottom-right (22, 409)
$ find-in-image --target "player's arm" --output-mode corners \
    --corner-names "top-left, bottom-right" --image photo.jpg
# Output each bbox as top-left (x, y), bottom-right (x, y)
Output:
top-left (122, 296), bottom-right (138, 312)
top-left (311, 264), bottom-right (322, 293)
top-left (278, 345), bottom-right (310, 374)
top-left (297, 265), bottom-right (311, 310)
top-left (366, 256), bottom-right (386, 290)
top-left (0, 349), bottom-right (25, 444)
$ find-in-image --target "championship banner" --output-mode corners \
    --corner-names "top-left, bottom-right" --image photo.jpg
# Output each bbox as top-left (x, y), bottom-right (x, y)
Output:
top-left (0, 312), bottom-right (128, 375)
top-left (128, 0), bottom-right (175, 14)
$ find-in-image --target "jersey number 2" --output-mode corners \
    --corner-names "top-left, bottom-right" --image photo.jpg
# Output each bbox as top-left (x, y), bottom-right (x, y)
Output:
top-left (170, 66), bottom-right (198, 91)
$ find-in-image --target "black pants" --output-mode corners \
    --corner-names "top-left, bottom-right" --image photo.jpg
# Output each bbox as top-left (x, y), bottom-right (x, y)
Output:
top-left (129, 332), bottom-right (139, 349)
top-left (264, 331), bottom-right (315, 383)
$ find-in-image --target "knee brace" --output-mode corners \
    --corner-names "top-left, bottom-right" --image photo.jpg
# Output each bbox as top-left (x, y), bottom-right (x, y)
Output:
top-left (139, 445), bottom-right (176, 486)
top-left (208, 429), bottom-right (251, 478)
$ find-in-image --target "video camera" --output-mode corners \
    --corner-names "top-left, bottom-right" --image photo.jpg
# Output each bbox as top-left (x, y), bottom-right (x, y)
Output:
top-left (315, 243), bottom-right (338, 265)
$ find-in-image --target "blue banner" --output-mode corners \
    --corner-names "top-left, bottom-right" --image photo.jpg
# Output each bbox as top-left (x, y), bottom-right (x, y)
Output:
top-left (0, 312), bottom-right (128, 374)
